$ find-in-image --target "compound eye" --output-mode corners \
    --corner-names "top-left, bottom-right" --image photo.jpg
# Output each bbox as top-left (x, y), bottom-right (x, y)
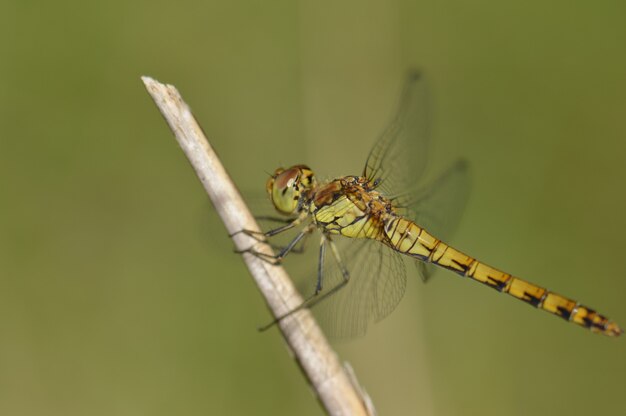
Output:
top-left (275, 168), bottom-right (300, 191)
top-left (268, 167), bottom-right (302, 215)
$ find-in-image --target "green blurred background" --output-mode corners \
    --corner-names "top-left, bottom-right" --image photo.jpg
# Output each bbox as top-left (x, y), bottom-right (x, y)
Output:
top-left (1, 1), bottom-right (625, 415)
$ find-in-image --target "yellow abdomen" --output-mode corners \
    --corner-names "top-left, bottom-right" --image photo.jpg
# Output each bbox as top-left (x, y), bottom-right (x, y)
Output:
top-left (383, 216), bottom-right (622, 337)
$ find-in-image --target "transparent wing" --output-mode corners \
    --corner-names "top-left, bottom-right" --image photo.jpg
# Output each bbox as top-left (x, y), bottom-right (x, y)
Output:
top-left (363, 71), bottom-right (471, 281)
top-left (297, 235), bottom-right (409, 339)
top-left (397, 159), bottom-right (471, 243)
top-left (401, 160), bottom-right (471, 281)
top-left (363, 70), bottom-right (431, 198)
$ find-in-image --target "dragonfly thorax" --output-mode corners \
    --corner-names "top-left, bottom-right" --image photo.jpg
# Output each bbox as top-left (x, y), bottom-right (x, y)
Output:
top-left (266, 165), bottom-right (316, 215)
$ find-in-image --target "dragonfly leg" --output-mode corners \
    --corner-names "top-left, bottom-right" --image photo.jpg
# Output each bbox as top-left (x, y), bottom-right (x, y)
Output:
top-left (259, 226), bottom-right (312, 254)
top-left (231, 214), bottom-right (308, 258)
top-left (230, 213), bottom-right (306, 241)
top-left (307, 235), bottom-right (352, 305)
top-left (274, 230), bottom-right (311, 255)
top-left (230, 228), bottom-right (266, 243)
top-left (292, 235), bottom-right (352, 312)
top-left (236, 223), bottom-right (315, 265)
top-left (315, 235), bottom-right (326, 294)
top-left (258, 234), bottom-right (352, 331)
top-left (254, 236), bottom-right (310, 255)
top-left (253, 236), bottom-right (310, 255)
top-left (249, 215), bottom-right (311, 251)
top-left (253, 215), bottom-right (295, 224)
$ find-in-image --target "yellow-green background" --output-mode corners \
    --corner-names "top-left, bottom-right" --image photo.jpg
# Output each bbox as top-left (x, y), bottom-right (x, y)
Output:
top-left (1, 1), bottom-right (625, 415)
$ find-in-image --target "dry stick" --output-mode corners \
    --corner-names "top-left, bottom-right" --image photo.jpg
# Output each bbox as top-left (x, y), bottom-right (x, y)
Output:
top-left (141, 76), bottom-right (375, 416)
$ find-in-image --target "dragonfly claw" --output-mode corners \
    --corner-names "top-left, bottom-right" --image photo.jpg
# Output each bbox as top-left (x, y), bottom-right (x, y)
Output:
top-left (235, 246), bottom-right (284, 265)
top-left (230, 229), bottom-right (267, 242)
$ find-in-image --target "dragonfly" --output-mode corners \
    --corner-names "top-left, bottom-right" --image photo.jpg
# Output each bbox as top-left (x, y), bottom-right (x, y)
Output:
top-left (240, 71), bottom-right (622, 338)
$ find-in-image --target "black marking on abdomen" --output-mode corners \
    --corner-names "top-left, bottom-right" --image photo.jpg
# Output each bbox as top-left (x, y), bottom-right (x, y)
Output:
top-left (486, 275), bottom-right (510, 292)
top-left (437, 261), bottom-right (464, 275)
top-left (451, 259), bottom-right (470, 275)
top-left (523, 291), bottom-right (546, 308)
top-left (581, 308), bottom-right (597, 329)
top-left (556, 305), bottom-right (573, 321)
top-left (592, 316), bottom-right (609, 331)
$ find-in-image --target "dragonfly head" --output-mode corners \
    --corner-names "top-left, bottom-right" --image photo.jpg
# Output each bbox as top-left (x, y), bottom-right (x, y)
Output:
top-left (266, 165), bottom-right (316, 215)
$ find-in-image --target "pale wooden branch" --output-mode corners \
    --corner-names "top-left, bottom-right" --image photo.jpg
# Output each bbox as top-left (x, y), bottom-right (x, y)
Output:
top-left (141, 76), bottom-right (375, 416)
